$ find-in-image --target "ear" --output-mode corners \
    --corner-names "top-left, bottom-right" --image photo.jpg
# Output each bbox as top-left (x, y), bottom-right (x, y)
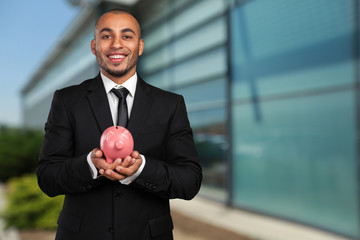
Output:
top-left (138, 39), bottom-right (144, 56)
top-left (91, 39), bottom-right (96, 55)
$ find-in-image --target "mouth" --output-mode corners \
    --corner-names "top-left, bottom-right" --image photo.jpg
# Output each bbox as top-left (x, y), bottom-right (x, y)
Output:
top-left (107, 53), bottom-right (127, 63)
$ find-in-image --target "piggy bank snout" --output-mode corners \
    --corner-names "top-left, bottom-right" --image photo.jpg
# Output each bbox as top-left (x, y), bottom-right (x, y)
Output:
top-left (115, 140), bottom-right (124, 149)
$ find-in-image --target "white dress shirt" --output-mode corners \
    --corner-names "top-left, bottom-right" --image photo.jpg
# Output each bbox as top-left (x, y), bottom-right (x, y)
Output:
top-left (87, 72), bottom-right (146, 184)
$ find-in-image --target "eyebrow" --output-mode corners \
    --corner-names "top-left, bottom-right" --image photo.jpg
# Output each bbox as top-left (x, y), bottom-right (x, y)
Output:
top-left (99, 27), bottom-right (136, 35)
top-left (99, 27), bottom-right (113, 34)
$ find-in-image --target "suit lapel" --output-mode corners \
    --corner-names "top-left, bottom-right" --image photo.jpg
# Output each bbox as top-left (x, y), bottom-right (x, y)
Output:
top-left (127, 78), bottom-right (152, 142)
top-left (86, 74), bottom-right (113, 133)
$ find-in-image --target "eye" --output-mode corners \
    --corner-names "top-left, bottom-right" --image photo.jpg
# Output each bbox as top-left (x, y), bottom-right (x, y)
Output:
top-left (122, 35), bottom-right (133, 40)
top-left (101, 35), bottom-right (111, 39)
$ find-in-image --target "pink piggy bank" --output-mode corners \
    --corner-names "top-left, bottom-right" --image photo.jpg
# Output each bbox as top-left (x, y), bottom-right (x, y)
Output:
top-left (100, 126), bottom-right (134, 163)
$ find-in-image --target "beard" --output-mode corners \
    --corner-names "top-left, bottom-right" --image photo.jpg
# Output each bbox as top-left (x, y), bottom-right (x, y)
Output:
top-left (102, 64), bottom-right (134, 78)
top-left (95, 49), bottom-right (138, 78)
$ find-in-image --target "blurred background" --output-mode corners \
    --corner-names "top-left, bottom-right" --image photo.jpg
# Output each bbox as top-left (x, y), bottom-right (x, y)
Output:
top-left (0, 0), bottom-right (359, 239)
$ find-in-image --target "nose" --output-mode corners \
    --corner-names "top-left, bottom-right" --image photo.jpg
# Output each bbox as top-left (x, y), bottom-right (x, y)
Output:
top-left (111, 35), bottom-right (123, 49)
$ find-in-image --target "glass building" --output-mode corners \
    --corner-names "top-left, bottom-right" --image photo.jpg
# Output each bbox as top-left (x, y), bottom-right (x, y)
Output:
top-left (22, 0), bottom-right (360, 238)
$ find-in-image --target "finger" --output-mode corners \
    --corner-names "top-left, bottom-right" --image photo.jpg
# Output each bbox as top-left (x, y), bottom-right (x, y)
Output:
top-left (96, 157), bottom-right (122, 170)
top-left (95, 149), bottom-right (103, 158)
top-left (116, 157), bottom-right (142, 177)
top-left (91, 148), bottom-right (103, 158)
top-left (120, 156), bottom-right (133, 168)
top-left (131, 150), bottom-right (140, 159)
top-left (103, 169), bottom-right (126, 181)
top-left (114, 158), bottom-right (123, 166)
top-left (99, 169), bottom-right (116, 181)
top-left (93, 159), bottom-right (110, 170)
top-left (107, 159), bottom-right (122, 168)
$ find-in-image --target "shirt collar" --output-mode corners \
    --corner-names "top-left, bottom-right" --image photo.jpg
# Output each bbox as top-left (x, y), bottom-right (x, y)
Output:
top-left (101, 72), bottom-right (137, 97)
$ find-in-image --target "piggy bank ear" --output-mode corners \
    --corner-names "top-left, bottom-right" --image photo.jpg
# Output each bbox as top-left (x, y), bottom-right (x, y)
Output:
top-left (106, 130), bottom-right (115, 141)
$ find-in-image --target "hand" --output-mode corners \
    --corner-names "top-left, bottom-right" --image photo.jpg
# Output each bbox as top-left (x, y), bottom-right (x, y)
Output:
top-left (114, 151), bottom-right (142, 178)
top-left (90, 148), bottom-right (121, 180)
top-left (91, 148), bottom-right (142, 181)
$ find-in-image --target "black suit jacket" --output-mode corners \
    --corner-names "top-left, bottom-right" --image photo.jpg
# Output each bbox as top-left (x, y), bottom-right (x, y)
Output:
top-left (37, 74), bottom-right (202, 240)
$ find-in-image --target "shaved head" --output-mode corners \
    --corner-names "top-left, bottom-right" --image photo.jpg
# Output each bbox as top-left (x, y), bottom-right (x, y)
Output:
top-left (94, 9), bottom-right (141, 39)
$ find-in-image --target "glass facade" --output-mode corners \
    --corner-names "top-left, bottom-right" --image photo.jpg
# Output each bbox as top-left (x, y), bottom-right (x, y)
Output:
top-left (24, 20), bottom-right (96, 110)
top-left (22, 15), bottom-right (98, 128)
top-left (138, 0), bottom-right (229, 201)
top-left (231, 0), bottom-right (359, 237)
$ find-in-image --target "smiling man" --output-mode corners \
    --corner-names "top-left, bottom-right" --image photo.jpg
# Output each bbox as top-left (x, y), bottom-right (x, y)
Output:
top-left (37, 9), bottom-right (202, 240)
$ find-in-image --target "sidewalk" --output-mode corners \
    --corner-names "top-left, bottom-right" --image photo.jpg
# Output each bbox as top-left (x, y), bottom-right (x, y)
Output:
top-left (170, 196), bottom-right (352, 240)
top-left (0, 184), bottom-right (19, 240)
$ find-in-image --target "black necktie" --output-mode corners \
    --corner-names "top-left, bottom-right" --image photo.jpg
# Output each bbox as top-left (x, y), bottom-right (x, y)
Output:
top-left (111, 88), bottom-right (129, 127)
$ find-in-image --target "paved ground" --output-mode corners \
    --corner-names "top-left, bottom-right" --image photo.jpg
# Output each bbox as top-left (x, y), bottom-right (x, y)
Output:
top-left (0, 182), bottom-right (250, 240)
top-left (16, 210), bottom-right (251, 240)
top-left (172, 210), bottom-right (252, 240)
top-left (1, 184), bottom-right (352, 240)
top-left (170, 197), bottom-right (352, 240)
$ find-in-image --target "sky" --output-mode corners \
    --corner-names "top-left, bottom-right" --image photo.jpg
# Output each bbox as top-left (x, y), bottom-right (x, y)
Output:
top-left (0, 1), bottom-right (80, 127)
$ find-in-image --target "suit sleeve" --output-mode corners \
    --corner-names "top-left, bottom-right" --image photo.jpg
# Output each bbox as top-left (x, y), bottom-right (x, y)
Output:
top-left (37, 90), bottom-right (99, 197)
top-left (133, 95), bottom-right (202, 200)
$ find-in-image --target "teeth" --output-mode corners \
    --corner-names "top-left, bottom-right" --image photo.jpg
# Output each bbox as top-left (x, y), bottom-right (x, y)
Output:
top-left (109, 55), bottom-right (125, 59)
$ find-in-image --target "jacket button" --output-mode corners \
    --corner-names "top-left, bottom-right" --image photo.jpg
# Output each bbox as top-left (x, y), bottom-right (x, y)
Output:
top-left (108, 226), bottom-right (114, 233)
top-left (114, 191), bottom-right (123, 198)
top-left (144, 181), bottom-right (157, 191)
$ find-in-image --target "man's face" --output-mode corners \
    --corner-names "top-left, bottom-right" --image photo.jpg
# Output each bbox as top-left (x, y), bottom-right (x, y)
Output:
top-left (91, 12), bottom-right (144, 82)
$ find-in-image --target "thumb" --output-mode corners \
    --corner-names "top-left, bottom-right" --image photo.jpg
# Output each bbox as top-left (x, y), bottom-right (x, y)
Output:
top-left (92, 148), bottom-right (103, 158)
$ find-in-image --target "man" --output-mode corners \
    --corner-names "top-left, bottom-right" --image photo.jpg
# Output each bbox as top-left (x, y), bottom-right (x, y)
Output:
top-left (37, 9), bottom-right (202, 240)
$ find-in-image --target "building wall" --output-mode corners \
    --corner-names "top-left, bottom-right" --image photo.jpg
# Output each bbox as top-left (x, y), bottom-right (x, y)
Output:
top-left (230, 0), bottom-right (360, 237)
top-left (22, 0), bottom-right (360, 238)
top-left (22, 16), bottom-right (98, 128)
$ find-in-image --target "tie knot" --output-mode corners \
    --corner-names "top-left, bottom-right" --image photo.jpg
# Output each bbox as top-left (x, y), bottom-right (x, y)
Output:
top-left (111, 87), bottom-right (129, 99)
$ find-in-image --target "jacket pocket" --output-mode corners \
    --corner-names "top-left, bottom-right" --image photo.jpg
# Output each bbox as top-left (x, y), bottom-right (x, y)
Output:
top-left (148, 214), bottom-right (174, 238)
top-left (57, 210), bottom-right (82, 233)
